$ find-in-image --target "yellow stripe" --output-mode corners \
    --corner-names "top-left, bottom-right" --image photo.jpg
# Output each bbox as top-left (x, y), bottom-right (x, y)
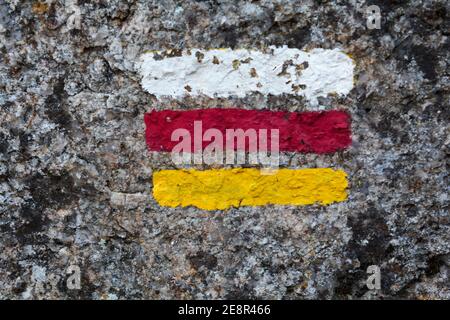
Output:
top-left (153, 168), bottom-right (348, 210)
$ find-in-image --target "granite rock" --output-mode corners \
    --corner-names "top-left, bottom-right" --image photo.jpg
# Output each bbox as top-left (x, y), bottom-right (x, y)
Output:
top-left (0, 0), bottom-right (448, 299)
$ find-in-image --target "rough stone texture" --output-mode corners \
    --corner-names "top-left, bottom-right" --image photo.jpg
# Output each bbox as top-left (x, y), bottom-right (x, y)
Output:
top-left (0, 0), bottom-right (448, 299)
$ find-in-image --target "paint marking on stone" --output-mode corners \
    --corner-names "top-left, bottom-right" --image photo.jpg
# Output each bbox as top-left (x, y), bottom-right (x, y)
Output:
top-left (153, 168), bottom-right (348, 210)
top-left (145, 109), bottom-right (351, 153)
top-left (139, 47), bottom-right (354, 106)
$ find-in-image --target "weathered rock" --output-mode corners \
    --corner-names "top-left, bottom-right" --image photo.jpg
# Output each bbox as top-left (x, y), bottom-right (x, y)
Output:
top-left (0, 0), bottom-right (448, 299)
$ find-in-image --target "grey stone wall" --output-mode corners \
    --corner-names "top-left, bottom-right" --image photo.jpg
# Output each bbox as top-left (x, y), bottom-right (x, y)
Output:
top-left (0, 0), bottom-right (448, 299)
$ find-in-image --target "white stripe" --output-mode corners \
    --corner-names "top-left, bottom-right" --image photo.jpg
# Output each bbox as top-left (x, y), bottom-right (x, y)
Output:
top-left (139, 46), bottom-right (354, 106)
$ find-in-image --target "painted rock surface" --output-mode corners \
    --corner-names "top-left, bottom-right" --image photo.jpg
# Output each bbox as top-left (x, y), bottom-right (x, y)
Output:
top-left (0, 0), bottom-right (448, 300)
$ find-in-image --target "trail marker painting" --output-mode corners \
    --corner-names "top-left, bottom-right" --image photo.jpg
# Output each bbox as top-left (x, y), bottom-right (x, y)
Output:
top-left (153, 168), bottom-right (348, 210)
top-left (145, 109), bottom-right (351, 154)
top-left (139, 47), bottom-right (355, 210)
top-left (139, 47), bottom-right (354, 106)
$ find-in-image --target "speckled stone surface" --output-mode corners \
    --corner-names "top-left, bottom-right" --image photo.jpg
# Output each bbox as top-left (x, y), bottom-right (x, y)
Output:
top-left (0, 0), bottom-right (448, 299)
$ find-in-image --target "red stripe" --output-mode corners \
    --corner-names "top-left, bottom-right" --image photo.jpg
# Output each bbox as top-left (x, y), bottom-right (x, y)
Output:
top-left (145, 109), bottom-right (351, 153)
